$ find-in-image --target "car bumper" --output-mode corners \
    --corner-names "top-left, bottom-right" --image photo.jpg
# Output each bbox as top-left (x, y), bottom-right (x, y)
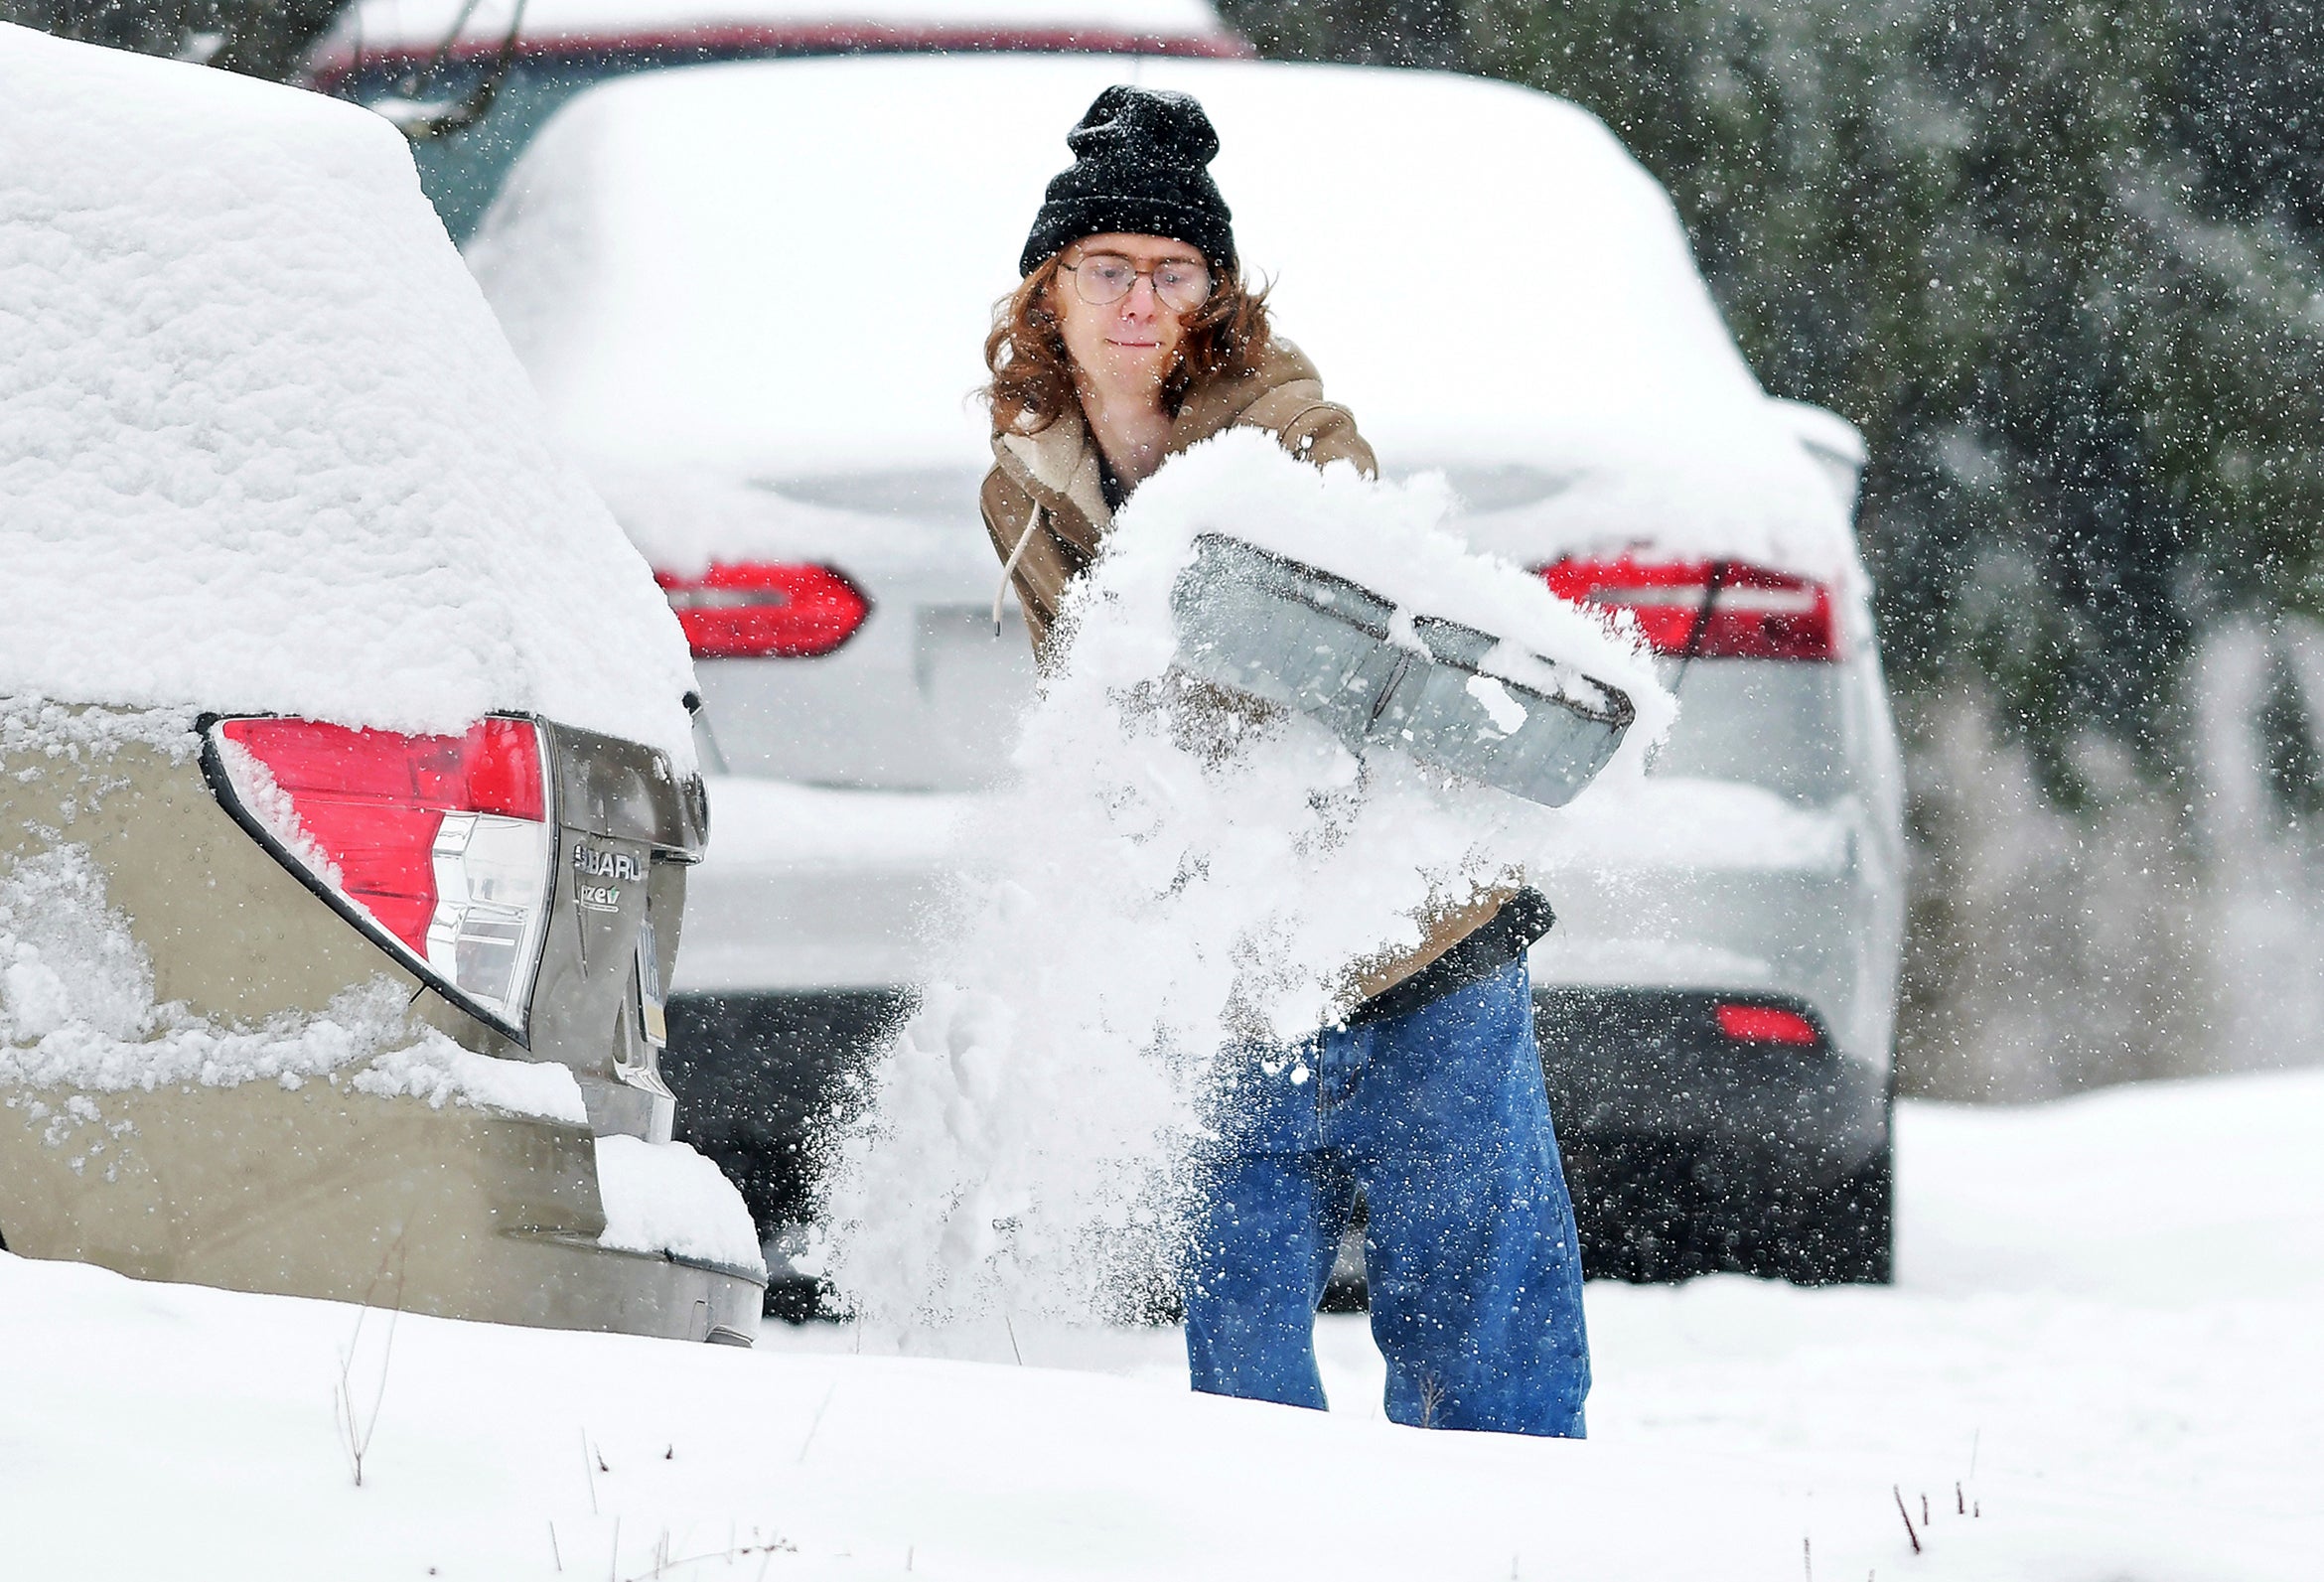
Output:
top-left (664, 978), bottom-right (1890, 1291)
top-left (0, 1078), bottom-right (765, 1343)
top-left (1532, 985), bottom-right (1892, 1283)
top-left (660, 988), bottom-right (906, 1229)
top-left (1534, 986), bottom-right (1889, 1175)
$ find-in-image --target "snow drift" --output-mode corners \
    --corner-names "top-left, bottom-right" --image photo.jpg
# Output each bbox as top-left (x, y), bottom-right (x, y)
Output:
top-left (5, 1064), bottom-right (2321, 1578)
top-left (0, 25), bottom-right (696, 764)
top-left (814, 435), bottom-right (1672, 1325)
top-left (593, 1134), bottom-right (765, 1268)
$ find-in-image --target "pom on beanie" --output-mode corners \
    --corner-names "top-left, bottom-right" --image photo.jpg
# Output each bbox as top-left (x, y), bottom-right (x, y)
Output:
top-left (1020, 85), bottom-right (1236, 276)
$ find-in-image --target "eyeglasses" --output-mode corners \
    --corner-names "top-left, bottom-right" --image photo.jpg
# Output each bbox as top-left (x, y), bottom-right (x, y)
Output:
top-left (1061, 251), bottom-right (1214, 313)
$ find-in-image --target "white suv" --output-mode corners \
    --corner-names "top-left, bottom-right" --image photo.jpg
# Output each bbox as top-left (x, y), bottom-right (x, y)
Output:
top-left (469, 52), bottom-right (1906, 1302)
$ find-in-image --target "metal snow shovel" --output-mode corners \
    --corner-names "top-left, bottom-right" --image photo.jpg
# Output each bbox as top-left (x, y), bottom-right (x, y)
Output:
top-left (1169, 532), bottom-right (1636, 807)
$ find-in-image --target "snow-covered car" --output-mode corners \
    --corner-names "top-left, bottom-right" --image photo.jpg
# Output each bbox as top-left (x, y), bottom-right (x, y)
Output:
top-left (0, 27), bottom-right (763, 1341)
top-left (466, 53), bottom-right (1906, 1299)
top-left (304, 0), bottom-right (1248, 239)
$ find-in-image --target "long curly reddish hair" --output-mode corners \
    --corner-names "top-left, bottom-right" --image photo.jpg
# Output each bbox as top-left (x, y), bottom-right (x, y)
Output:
top-left (983, 251), bottom-right (1273, 437)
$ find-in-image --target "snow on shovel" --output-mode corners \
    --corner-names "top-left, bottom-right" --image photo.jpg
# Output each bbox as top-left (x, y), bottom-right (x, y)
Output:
top-left (1169, 532), bottom-right (1637, 807)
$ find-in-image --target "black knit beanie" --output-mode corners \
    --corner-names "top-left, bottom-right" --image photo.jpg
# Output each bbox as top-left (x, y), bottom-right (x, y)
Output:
top-left (1019, 85), bottom-right (1236, 277)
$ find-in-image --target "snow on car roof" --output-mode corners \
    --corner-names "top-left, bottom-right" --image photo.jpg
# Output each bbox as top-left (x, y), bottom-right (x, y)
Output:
top-left (468, 54), bottom-right (1862, 583)
top-left (316, 0), bottom-right (1232, 59)
top-left (0, 26), bottom-right (697, 764)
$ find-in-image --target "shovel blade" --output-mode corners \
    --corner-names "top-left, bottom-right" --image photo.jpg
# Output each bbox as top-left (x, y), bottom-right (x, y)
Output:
top-left (1169, 533), bottom-right (1634, 808)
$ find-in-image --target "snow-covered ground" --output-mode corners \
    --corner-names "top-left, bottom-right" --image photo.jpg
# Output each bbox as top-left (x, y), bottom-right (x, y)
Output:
top-left (4, 1067), bottom-right (2314, 1578)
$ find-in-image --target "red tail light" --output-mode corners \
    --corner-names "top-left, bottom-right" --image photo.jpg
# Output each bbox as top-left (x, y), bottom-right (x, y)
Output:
top-left (1540, 558), bottom-right (1837, 660)
top-left (1716, 1003), bottom-right (1822, 1046)
top-left (654, 563), bottom-right (870, 658)
top-left (205, 716), bottom-right (554, 1036)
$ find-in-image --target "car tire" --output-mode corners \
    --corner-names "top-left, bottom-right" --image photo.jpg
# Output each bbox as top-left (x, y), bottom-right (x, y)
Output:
top-left (1778, 1135), bottom-right (1894, 1285)
top-left (1563, 1134), bottom-right (1703, 1282)
top-left (762, 1275), bottom-right (826, 1325)
top-left (1563, 1131), bottom-right (1893, 1286)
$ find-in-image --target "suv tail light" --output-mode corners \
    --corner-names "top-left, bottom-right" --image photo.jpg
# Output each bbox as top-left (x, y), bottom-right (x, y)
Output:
top-left (654, 562), bottom-right (870, 658)
top-left (1540, 558), bottom-right (1837, 660)
top-left (1715, 1002), bottom-right (1822, 1047)
top-left (203, 716), bottom-right (554, 1038)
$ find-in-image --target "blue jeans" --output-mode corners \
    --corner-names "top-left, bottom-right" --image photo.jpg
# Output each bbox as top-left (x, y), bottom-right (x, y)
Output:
top-left (1185, 958), bottom-right (1589, 1436)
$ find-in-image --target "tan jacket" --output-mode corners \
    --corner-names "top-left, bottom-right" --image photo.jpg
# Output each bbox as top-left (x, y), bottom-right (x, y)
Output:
top-left (980, 340), bottom-right (1376, 652)
top-left (975, 340), bottom-right (1513, 1009)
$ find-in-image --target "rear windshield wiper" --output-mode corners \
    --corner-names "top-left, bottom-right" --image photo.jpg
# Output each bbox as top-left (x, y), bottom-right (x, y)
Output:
top-left (1669, 558), bottom-right (1732, 699)
top-left (370, 0), bottom-right (528, 143)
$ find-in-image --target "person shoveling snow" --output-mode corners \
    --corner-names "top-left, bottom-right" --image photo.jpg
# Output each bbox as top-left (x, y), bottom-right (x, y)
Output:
top-left (815, 85), bottom-right (1672, 1438)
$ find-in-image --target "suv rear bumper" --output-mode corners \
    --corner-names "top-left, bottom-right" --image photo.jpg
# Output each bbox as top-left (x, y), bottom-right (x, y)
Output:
top-left (661, 992), bottom-right (905, 1216)
top-left (0, 1076), bottom-right (764, 1342)
top-left (667, 979), bottom-right (1892, 1306)
top-left (1536, 986), bottom-right (1892, 1283)
top-left (662, 989), bottom-right (906, 1321)
top-left (1535, 986), bottom-right (1888, 1173)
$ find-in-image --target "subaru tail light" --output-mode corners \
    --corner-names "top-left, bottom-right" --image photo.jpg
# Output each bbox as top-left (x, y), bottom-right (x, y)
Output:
top-left (654, 563), bottom-right (870, 658)
top-left (1715, 1002), bottom-right (1823, 1047)
top-left (1540, 558), bottom-right (1837, 660)
top-left (203, 716), bottom-right (554, 1038)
